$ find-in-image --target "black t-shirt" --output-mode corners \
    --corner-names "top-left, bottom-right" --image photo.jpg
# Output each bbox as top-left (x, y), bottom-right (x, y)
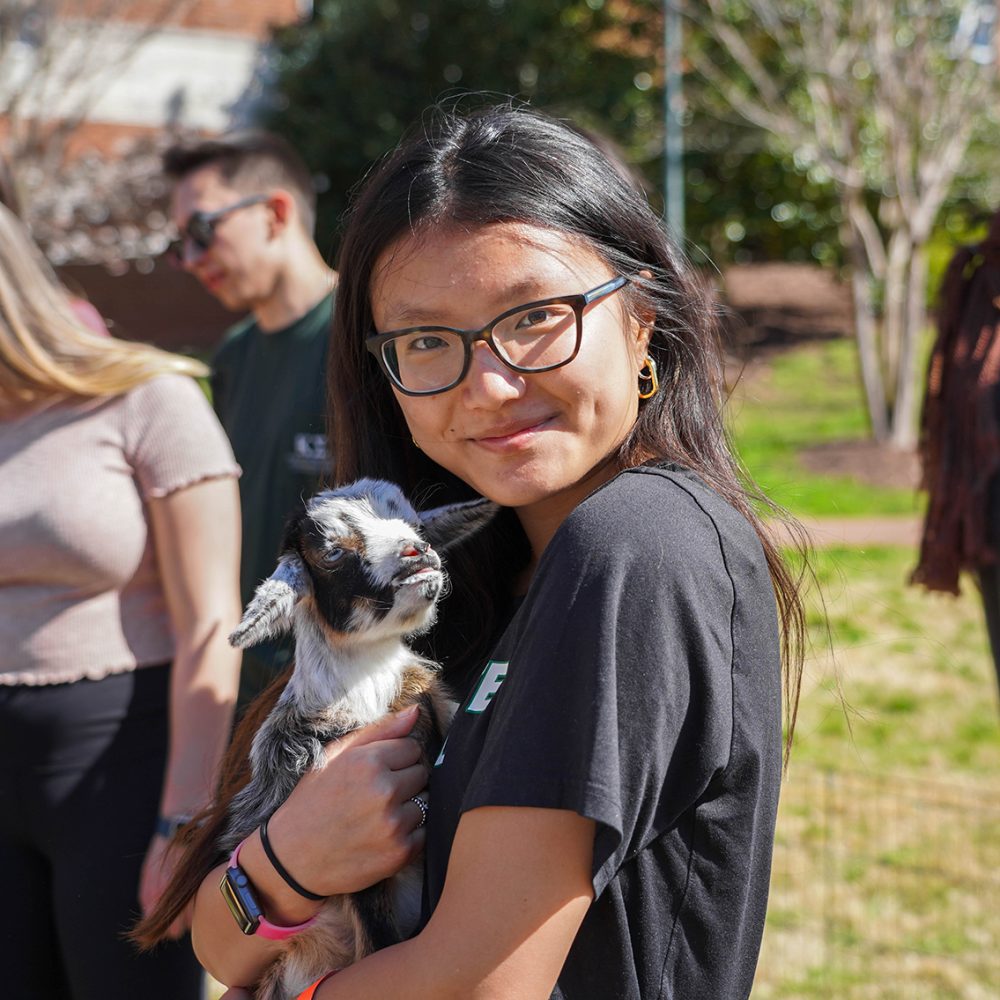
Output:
top-left (424, 465), bottom-right (783, 999)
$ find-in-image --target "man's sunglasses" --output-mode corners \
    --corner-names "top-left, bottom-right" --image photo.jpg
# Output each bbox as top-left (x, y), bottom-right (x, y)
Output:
top-left (165, 194), bottom-right (269, 266)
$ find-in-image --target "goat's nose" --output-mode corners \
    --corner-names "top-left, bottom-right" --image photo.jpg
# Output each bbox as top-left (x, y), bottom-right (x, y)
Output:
top-left (400, 540), bottom-right (430, 558)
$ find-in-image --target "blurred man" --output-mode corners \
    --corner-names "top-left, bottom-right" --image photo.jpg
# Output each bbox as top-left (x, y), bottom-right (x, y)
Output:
top-left (164, 131), bottom-right (336, 708)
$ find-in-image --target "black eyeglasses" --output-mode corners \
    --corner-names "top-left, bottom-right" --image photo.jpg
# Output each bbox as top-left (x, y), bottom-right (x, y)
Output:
top-left (165, 194), bottom-right (269, 266)
top-left (366, 276), bottom-right (630, 396)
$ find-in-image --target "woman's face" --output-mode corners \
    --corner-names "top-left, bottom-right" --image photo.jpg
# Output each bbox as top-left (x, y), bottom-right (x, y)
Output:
top-left (370, 222), bottom-right (651, 541)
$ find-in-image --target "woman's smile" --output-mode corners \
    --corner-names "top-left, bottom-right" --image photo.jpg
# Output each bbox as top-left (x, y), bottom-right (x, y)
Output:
top-left (467, 413), bottom-right (557, 450)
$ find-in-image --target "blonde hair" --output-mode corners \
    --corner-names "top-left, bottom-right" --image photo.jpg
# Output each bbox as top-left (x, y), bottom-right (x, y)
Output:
top-left (0, 203), bottom-right (207, 407)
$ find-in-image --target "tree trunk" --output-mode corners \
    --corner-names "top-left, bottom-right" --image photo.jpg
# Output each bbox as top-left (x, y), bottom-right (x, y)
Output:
top-left (882, 226), bottom-right (912, 409)
top-left (847, 232), bottom-right (890, 442)
top-left (889, 242), bottom-right (927, 450)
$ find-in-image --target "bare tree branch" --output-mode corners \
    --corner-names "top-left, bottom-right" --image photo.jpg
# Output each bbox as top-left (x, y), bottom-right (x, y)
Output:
top-left (687, 0), bottom-right (998, 446)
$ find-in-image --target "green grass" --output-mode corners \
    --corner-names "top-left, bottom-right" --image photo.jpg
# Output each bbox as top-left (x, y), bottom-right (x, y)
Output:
top-left (790, 545), bottom-right (999, 776)
top-left (727, 339), bottom-right (924, 517)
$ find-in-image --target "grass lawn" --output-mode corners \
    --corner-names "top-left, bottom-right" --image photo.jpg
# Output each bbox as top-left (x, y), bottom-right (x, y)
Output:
top-left (790, 546), bottom-right (998, 778)
top-left (728, 339), bottom-right (924, 518)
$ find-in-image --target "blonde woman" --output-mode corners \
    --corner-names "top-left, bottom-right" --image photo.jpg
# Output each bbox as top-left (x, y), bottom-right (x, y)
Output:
top-left (0, 203), bottom-right (242, 999)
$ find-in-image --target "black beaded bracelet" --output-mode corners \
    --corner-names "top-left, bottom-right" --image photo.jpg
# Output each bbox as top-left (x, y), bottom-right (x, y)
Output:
top-left (259, 815), bottom-right (326, 902)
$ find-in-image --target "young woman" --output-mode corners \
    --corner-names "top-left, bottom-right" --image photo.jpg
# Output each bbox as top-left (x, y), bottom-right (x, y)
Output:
top-left (0, 202), bottom-right (242, 998)
top-left (183, 103), bottom-right (805, 999)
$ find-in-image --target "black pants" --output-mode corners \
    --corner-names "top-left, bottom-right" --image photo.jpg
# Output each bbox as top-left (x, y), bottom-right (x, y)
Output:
top-left (0, 666), bottom-right (204, 1000)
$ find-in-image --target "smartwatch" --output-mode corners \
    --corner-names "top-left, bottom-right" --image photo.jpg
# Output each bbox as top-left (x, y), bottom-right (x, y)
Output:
top-left (220, 839), bottom-right (319, 941)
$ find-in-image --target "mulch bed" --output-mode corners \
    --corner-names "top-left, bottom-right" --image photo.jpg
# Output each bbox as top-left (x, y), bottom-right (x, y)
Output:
top-left (798, 439), bottom-right (922, 492)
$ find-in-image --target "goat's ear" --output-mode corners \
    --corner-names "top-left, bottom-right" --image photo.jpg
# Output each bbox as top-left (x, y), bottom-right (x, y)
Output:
top-left (228, 554), bottom-right (311, 649)
top-left (418, 497), bottom-right (499, 551)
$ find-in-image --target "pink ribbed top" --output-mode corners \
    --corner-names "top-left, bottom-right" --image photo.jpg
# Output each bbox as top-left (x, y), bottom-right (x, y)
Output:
top-left (0, 375), bottom-right (240, 685)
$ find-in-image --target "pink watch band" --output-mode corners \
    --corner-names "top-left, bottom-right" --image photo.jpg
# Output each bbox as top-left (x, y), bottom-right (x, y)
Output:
top-left (230, 838), bottom-right (320, 941)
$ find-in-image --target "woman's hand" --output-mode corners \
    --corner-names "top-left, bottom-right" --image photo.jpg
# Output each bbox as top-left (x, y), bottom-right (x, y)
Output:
top-left (265, 704), bottom-right (431, 898)
top-left (191, 706), bottom-right (429, 986)
top-left (139, 834), bottom-right (191, 940)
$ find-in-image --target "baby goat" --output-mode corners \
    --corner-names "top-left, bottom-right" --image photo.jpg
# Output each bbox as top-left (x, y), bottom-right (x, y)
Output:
top-left (221, 478), bottom-right (495, 999)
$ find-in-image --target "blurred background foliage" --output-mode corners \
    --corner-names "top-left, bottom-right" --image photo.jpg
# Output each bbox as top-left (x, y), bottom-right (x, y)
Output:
top-left (264, 0), bottom-right (657, 258)
top-left (264, 0), bottom-right (1000, 297)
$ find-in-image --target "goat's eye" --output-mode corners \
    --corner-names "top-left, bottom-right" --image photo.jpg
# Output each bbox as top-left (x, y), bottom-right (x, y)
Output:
top-left (321, 547), bottom-right (346, 566)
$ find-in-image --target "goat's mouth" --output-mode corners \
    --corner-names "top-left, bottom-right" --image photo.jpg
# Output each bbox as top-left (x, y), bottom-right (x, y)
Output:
top-left (394, 566), bottom-right (442, 588)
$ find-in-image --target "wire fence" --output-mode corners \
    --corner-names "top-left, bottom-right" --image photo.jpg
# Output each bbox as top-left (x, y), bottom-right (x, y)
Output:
top-left (753, 765), bottom-right (1000, 998)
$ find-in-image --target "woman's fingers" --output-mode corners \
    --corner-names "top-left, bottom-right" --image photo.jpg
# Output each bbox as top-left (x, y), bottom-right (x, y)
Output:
top-left (341, 704), bottom-right (420, 749)
top-left (323, 708), bottom-right (425, 772)
top-left (351, 734), bottom-right (425, 774)
top-left (395, 763), bottom-right (431, 803)
top-left (406, 824), bottom-right (427, 862)
top-left (381, 736), bottom-right (427, 772)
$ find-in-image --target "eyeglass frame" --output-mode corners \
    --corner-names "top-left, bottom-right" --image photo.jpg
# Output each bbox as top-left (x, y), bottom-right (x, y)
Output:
top-left (165, 193), bottom-right (270, 265)
top-left (365, 275), bottom-right (630, 397)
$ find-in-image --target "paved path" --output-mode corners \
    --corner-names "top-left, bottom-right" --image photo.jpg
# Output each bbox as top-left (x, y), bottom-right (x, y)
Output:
top-left (772, 515), bottom-right (923, 549)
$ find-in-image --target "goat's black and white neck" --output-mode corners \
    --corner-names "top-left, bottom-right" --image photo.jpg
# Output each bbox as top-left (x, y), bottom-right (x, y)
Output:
top-left (283, 615), bottom-right (431, 724)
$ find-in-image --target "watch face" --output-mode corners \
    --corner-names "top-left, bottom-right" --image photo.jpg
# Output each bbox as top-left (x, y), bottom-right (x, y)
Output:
top-left (220, 864), bottom-right (261, 936)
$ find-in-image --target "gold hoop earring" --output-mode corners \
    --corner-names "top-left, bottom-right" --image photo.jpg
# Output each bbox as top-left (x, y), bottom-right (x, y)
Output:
top-left (637, 356), bottom-right (659, 400)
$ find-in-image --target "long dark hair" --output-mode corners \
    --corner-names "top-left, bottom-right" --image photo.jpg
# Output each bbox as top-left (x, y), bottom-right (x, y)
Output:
top-left (328, 101), bottom-right (806, 754)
